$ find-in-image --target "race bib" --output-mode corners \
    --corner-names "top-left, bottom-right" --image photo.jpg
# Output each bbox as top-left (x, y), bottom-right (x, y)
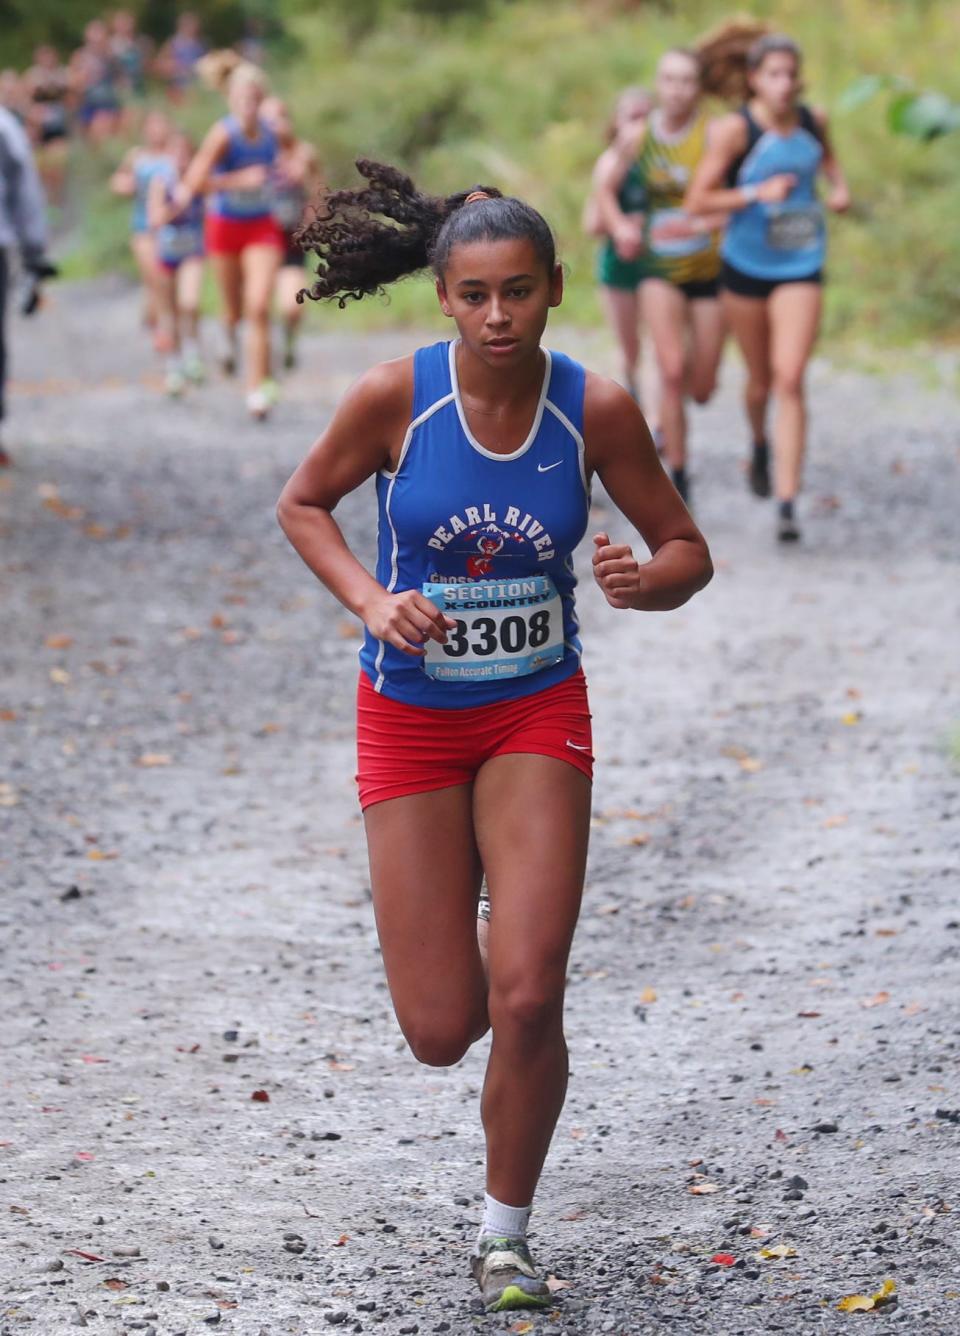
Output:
top-left (765, 203), bottom-right (823, 252)
top-left (647, 207), bottom-right (709, 258)
top-left (159, 223), bottom-right (202, 259)
top-left (421, 575), bottom-right (564, 682)
top-left (273, 190), bottom-right (304, 231)
top-left (221, 186), bottom-right (270, 216)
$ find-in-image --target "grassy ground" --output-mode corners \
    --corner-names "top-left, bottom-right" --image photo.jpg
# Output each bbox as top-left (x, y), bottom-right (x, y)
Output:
top-left (60, 0), bottom-right (960, 355)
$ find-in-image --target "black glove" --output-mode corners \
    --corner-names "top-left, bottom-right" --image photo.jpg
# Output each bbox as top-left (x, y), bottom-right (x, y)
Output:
top-left (19, 256), bottom-right (58, 317)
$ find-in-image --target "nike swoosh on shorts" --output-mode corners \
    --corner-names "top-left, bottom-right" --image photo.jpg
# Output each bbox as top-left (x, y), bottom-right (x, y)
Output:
top-left (566, 739), bottom-right (591, 752)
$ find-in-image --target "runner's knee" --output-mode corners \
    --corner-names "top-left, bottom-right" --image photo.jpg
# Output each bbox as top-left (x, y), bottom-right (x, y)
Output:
top-left (400, 1011), bottom-right (486, 1067)
top-left (772, 365), bottom-right (805, 398)
top-left (489, 977), bottom-right (564, 1040)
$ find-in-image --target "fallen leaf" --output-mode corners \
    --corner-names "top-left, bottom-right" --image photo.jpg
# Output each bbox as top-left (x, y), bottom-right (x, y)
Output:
top-left (73, 1152), bottom-right (95, 1162)
top-left (84, 523), bottom-right (109, 540)
top-left (103, 1278), bottom-right (128, 1291)
top-left (739, 756), bottom-right (763, 773)
top-left (797, 1011), bottom-right (822, 1018)
top-left (757, 1244), bottom-right (797, 1260)
top-left (80, 1055), bottom-right (109, 1064)
top-left (625, 833), bottom-right (651, 846)
top-left (903, 1001), bottom-right (927, 1016)
top-left (510, 1322), bottom-right (534, 1334)
top-left (861, 991), bottom-right (890, 1008)
top-left (546, 1275), bottom-right (572, 1293)
top-left (689, 1182), bottom-right (720, 1195)
top-left (250, 1089), bottom-right (270, 1103)
top-left (774, 1129), bottom-right (789, 1143)
top-left (337, 620), bottom-right (361, 639)
top-left (327, 1061), bottom-right (355, 1072)
top-left (137, 753), bottom-right (172, 767)
top-left (0, 709), bottom-right (17, 722)
top-left (86, 849), bottom-right (119, 861)
top-left (639, 986), bottom-right (658, 1004)
top-left (823, 814), bottom-right (848, 829)
top-left (332, 1233), bottom-right (349, 1246)
top-left (841, 711), bottom-right (861, 726)
top-left (0, 785), bottom-right (19, 808)
top-left (711, 1253), bottom-right (736, 1266)
top-left (45, 634), bottom-right (74, 649)
top-left (837, 1278), bottom-right (896, 1313)
top-left (790, 1065), bottom-right (813, 1076)
top-left (560, 1209), bottom-right (586, 1221)
top-left (210, 613), bottom-right (228, 629)
top-left (50, 667), bottom-right (71, 685)
top-left (64, 1249), bottom-right (105, 1262)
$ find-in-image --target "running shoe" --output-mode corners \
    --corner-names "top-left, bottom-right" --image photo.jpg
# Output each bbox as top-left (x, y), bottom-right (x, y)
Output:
top-left (283, 328), bottom-right (298, 371)
top-left (246, 379), bottom-right (280, 420)
top-left (748, 441), bottom-right (771, 498)
top-left (220, 330), bottom-right (238, 377)
top-left (777, 510), bottom-right (801, 543)
top-left (164, 367), bottom-right (186, 398)
top-left (471, 1236), bottom-right (552, 1313)
top-left (183, 353), bottom-right (206, 384)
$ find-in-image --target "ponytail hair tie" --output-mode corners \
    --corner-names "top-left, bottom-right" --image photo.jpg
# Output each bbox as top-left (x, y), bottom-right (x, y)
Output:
top-left (464, 190), bottom-right (493, 205)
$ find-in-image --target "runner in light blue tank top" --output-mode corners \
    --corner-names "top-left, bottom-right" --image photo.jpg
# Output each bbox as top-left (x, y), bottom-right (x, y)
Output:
top-left (278, 159), bottom-right (712, 1317)
top-left (685, 32), bottom-right (850, 543)
top-left (722, 103), bottom-right (825, 281)
top-left (360, 339), bottom-right (589, 707)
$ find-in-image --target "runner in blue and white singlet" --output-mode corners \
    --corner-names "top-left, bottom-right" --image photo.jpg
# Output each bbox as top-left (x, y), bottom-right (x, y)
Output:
top-left (278, 162), bottom-right (712, 1316)
top-left (361, 339), bottom-right (589, 707)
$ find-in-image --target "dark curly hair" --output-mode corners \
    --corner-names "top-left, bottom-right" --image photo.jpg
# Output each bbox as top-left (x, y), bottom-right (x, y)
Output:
top-left (295, 158), bottom-right (557, 307)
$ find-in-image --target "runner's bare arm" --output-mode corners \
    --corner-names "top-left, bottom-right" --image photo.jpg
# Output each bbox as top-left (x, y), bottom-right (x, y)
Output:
top-left (685, 113), bottom-right (795, 214)
top-left (813, 108), bottom-right (851, 212)
top-left (175, 122), bottom-right (237, 205)
top-left (277, 359), bottom-right (454, 655)
top-left (584, 374), bottom-right (713, 611)
top-left (592, 124), bottom-right (646, 257)
top-left (109, 149), bottom-right (137, 196)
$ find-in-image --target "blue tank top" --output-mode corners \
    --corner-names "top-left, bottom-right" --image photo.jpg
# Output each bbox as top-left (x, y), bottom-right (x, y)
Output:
top-left (210, 116), bottom-right (276, 220)
top-left (722, 105), bottom-right (825, 280)
top-left (360, 340), bottom-right (591, 708)
top-left (131, 151), bottom-right (172, 234)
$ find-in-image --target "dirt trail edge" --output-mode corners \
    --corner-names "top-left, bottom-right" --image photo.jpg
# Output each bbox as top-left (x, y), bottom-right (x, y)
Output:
top-left (2, 280), bottom-right (958, 1336)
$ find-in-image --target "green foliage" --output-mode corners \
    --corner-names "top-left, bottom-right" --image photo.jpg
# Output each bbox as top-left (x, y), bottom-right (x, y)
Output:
top-left (61, 0), bottom-right (960, 345)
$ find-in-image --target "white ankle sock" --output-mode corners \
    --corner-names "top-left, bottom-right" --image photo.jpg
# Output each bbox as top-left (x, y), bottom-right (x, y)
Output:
top-left (478, 1192), bottom-right (531, 1242)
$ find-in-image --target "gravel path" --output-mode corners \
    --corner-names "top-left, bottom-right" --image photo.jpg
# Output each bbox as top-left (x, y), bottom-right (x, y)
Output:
top-left (2, 280), bottom-right (958, 1335)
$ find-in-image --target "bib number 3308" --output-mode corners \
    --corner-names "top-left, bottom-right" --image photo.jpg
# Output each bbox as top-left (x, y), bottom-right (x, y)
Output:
top-left (421, 576), bottom-right (564, 682)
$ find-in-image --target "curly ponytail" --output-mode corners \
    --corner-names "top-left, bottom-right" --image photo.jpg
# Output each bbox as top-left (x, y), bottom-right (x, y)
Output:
top-left (296, 158), bottom-right (556, 307)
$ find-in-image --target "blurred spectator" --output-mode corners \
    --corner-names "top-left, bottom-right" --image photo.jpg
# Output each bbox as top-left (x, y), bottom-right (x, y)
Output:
top-left (155, 13), bottom-right (208, 104)
top-left (69, 20), bottom-right (124, 142)
top-left (0, 104), bottom-right (55, 465)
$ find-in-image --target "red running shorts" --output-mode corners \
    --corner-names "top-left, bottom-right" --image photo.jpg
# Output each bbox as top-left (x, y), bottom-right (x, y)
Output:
top-left (204, 213), bottom-right (284, 256)
top-left (356, 667), bottom-right (594, 810)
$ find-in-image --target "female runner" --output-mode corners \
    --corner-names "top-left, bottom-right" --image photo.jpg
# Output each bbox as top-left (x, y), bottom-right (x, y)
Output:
top-left (685, 33), bottom-right (850, 540)
top-left (277, 160), bottom-right (712, 1312)
top-left (22, 45), bottom-right (71, 209)
top-left (148, 130), bottom-right (206, 395)
top-left (586, 86), bottom-right (661, 433)
top-left (109, 109), bottom-right (172, 340)
top-left (175, 63), bottom-right (282, 418)
top-left (596, 49), bottom-right (727, 505)
top-left (261, 96), bottom-right (323, 371)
